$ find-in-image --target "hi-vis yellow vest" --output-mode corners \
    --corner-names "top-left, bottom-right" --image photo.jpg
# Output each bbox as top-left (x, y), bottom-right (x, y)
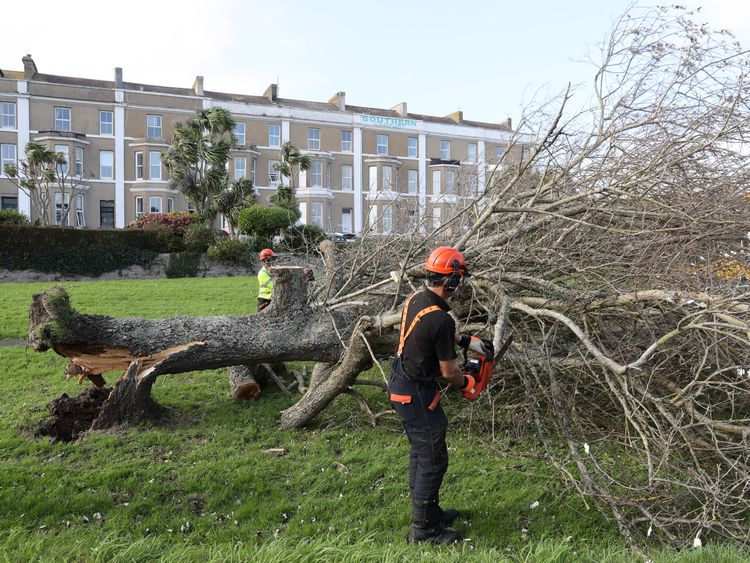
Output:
top-left (258, 266), bottom-right (273, 300)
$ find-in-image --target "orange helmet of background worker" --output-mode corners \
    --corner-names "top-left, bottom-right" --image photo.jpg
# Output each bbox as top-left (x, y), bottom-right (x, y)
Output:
top-left (259, 248), bottom-right (278, 262)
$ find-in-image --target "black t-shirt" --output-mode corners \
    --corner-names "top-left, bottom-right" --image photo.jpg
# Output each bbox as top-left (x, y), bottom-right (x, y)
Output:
top-left (399, 289), bottom-right (458, 384)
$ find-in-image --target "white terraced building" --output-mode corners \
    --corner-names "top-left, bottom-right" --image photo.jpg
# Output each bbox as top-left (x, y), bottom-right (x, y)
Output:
top-left (0, 54), bottom-right (533, 234)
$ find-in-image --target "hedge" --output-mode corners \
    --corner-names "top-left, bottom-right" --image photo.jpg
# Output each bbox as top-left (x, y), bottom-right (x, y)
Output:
top-left (0, 225), bottom-right (161, 276)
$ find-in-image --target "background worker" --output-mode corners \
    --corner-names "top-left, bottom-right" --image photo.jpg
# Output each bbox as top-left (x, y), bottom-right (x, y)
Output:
top-left (257, 249), bottom-right (278, 311)
top-left (389, 246), bottom-right (493, 545)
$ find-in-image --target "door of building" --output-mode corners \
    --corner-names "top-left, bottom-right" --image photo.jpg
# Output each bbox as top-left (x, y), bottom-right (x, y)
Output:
top-left (100, 200), bottom-right (115, 229)
top-left (341, 208), bottom-right (352, 234)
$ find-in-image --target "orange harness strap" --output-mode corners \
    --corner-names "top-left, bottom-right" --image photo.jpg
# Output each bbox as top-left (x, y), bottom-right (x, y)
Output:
top-left (397, 295), bottom-right (442, 357)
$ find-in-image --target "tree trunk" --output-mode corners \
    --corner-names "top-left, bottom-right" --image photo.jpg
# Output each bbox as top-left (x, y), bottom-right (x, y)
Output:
top-left (228, 365), bottom-right (262, 400)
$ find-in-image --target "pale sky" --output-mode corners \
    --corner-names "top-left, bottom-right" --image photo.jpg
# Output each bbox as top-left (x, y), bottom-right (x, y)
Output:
top-left (1, 1), bottom-right (748, 126)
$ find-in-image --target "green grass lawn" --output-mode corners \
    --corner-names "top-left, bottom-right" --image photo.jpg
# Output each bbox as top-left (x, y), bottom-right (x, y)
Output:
top-left (0, 279), bottom-right (747, 562)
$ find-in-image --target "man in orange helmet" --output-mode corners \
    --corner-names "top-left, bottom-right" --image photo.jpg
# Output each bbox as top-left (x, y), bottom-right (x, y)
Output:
top-left (389, 246), bottom-right (493, 544)
top-left (257, 248), bottom-right (278, 311)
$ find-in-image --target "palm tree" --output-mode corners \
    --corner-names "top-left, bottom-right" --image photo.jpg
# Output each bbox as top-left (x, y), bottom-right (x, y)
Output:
top-left (162, 107), bottom-right (235, 225)
top-left (213, 177), bottom-right (256, 238)
top-left (270, 141), bottom-right (310, 219)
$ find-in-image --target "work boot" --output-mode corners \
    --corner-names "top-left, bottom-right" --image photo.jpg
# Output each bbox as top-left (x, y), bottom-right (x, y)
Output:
top-left (407, 525), bottom-right (463, 545)
top-left (439, 508), bottom-right (461, 526)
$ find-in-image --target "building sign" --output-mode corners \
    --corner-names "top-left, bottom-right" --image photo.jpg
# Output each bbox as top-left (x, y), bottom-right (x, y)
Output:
top-left (359, 114), bottom-right (419, 129)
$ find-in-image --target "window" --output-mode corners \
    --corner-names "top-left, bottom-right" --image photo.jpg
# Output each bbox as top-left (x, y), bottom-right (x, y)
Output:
top-left (326, 162), bottom-right (332, 188)
top-left (382, 165), bottom-right (392, 190)
top-left (432, 170), bottom-right (441, 194)
top-left (99, 111), bottom-right (113, 135)
top-left (100, 200), bottom-right (115, 229)
top-left (341, 164), bottom-right (353, 190)
top-left (147, 115), bottom-right (162, 139)
top-left (368, 165), bottom-right (378, 191)
top-left (407, 137), bottom-right (417, 158)
top-left (149, 151), bottom-right (161, 180)
top-left (167, 197), bottom-right (175, 213)
top-left (135, 152), bottom-right (144, 179)
top-left (268, 160), bottom-right (280, 184)
top-left (311, 202), bottom-right (323, 228)
top-left (251, 158), bottom-right (256, 183)
top-left (75, 195), bottom-right (85, 227)
top-left (368, 205), bottom-right (378, 231)
top-left (268, 124), bottom-right (280, 147)
top-left (376, 134), bottom-right (388, 155)
top-left (0, 102), bottom-right (16, 128)
top-left (382, 206), bottom-right (393, 234)
top-left (327, 202), bottom-right (333, 232)
top-left (55, 107), bottom-right (71, 131)
top-left (433, 207), bottom-right (441, 230)
top-left (496, 145), bottom-right (506, 160)
top-left (234, 123), bottom-right (246, 145)
top-left (308, 128), bottom-right (321, 150)
top-left (1, 144), bottom-right (16, 175)
top-left (75, 147), bottom-right (84, 177)
top-left (1, 196), bottom-right (18, 210)
top-left (341, 130), bottom-right (352, 152)
top-left (440, 140), bottom-right (451, 160)
top-left (55, 145), bottom-right (69, 176)
top-left (99, 150), bottom-right (113, 179)
top-left (468, 174), bottom-right (478, 195)
top-left (468, 143), bottom-right (477, 162)
top-left (149, 196), bottom-right (162, 214)
top-left (311, 160), bottom-right (323, 186)
top-left (407, 169), bottom-right (418, 194)
top-left (55, 192), bottom-right (70, 226)
top-left (446, 170), bottom-right (455, 194)
top-left (135, 196), bottom-right (144, 218)
top-left (234, 156), bottom-right (247, 180)
top-left (521, 146), bottom-right (530, 160)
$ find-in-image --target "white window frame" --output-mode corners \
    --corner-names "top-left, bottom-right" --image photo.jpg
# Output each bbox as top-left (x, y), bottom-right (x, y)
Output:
top-left (407, 137), bottom-right (417, 158)
top-left (432, 207), bottom-right (441, 230)
top-left (341, 130), bottom-right (352, 152)
top-left (432, 170), bottom-right (441, 195)
top-left (382, 165), bottom-right (392, 190)
top-left (440, 140), bottom-right (451, 160)
top-left (308, 128), bottom-right (321, 151)
top-left (311, 160), bottom-right (323, 187)
top-left (149, 196), bottom-right (162, 214)
top-left (446, 170), bottom-right (455, 194)
top-left (468, 143), bottom-right (477, 163)
top-left (55, 145), bottom-right (69, 176)
top-left (167, 197), bottom-right (175, 213)
top-left (135, 196), bottom-right (144, 218)
top-left (311, 202), bottom-right (323, 228)
top-left (468, 174), bottom-right (478, 195)
top-left (407, 169), bottom-right (417, 194)
top-left (341, 164), bottom-right (353, 190)
top-left (368, 165), bottom-right (378, 191)
top-left (75, 147), bottom-right (84, 177)
top-left (268, 124), bottom-right (280, 147)
top-left (55, 192), bottom-right (70, 226)
top-left (234, 155), bottom-right (247, 180)
top-left (55, 107), bottom-right (71, 131)
top-left (99, 111), bottom-right (114, 135)
top-left (234, 122), bottom-right (246, 145)
top-left (99, 150), bottom-right (113, 180)
top-left (147, 115), bottom-right (162, 139)
top-left (135, 151), bottom-right (144, 180)
top-left (368, 204), bottom-right (378, 232)
top-left (327, 202), bottom-right (333, 232)
top-left (251, 158), bottom-right (257, 183)
top-left (149, 151), bottom-right (161, 180)
top-left (326, 161), bottom-right (332, 188)
top-left (0, 102), bottom-right (16, 129)
top-left (75, 194), bottom-right (86, 227)
top-left (376, 134), bottom-right (388, 155)
top-left (268, 160), bottom-right (280, 184)
top-left (382, 205), bottom-right (393, 234)
top-left (1, 144), bottom-right (16, 176)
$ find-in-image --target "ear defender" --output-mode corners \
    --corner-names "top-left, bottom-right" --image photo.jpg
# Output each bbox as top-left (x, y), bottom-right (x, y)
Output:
top-left (443, 259), bottom-right (462, 292)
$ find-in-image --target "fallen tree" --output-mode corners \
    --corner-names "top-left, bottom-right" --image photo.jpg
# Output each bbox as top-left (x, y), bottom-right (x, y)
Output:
top-left (26, 5), bottom-right (750, 552)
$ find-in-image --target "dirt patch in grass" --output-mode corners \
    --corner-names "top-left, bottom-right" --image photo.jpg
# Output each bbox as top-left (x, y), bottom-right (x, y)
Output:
top-left (35, 387), bottom-right (111, 443)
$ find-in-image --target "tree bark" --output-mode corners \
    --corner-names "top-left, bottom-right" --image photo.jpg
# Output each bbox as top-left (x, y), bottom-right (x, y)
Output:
top-left (228, 365), bottom-right (261, 400)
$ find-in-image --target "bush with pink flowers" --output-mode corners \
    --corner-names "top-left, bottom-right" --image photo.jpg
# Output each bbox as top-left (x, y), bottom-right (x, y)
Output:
top-left (128, 212), bottom-right (197, 236)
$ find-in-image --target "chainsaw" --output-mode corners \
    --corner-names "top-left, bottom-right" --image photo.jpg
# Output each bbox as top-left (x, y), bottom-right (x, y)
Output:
top-left (460, 334), bottom-right (514, 400)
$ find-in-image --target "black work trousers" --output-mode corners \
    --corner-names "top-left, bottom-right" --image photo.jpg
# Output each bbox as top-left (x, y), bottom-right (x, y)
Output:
top-left (390, 357), bottom-right (449, 527)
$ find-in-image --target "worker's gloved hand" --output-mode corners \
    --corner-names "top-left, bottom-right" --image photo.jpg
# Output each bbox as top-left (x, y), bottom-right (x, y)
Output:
top-left (462, 336), bottom-right (494, 358)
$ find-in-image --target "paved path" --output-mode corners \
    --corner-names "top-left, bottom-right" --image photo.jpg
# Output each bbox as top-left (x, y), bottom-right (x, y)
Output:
top-left (0, 340), bottom-right (26, 347)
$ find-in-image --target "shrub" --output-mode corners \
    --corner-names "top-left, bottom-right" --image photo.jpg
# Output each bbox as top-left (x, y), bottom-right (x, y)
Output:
top-left (207, 239), bottom-right (255, 265)
top-left (0, 210), bottom-right (29, 225)
top-left (237, 205), bottom-right (296, 241)
top-left (143, 222), bottom-right (182, 253)
top-left (128, 212), bottom-right (197, 236)
top-left (0, 225), bottom-right (159, 276)
top-left (183, 223), bottom-right (216, 253)
top-left (165, 253), bottom-right (204, 278)
top-left (279, 224), bottom-right (327, 252)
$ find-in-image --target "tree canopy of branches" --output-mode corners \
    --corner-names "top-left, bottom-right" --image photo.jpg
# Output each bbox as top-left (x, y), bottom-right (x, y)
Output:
top-left (3, 141), bottom-right (88, 226)
top-left (28, 5), bottom-right (750, 553)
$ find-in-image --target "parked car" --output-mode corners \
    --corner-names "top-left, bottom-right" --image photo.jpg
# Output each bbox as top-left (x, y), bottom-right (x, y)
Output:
top-left (332, 232), bottom-right (357, 243)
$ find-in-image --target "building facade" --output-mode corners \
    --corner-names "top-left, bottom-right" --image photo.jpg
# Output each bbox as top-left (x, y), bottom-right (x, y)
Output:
top-left (0, 55), bottom-right (533, 234)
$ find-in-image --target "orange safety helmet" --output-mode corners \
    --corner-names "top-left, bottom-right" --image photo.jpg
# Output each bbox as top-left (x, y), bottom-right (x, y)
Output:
top-left (259, 248), bottom-right (278, 261)
top-left (424, 246), bottom-right (470, 291)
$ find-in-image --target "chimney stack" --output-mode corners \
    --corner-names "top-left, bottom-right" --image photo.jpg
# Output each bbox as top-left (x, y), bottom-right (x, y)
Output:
top-left (329, 91), bottom-right (346, 111)
top-left (22, 54), bottom-right (37, 79)
top-left (114, 67), bottom-right (123, 89)
top-left (264, 83), bottom-right (278, 102)
top-left (391, 102), bottom-right (407, 117)
top-left (505, 117), bottom-right (512, 130)
top-left (193, 75), bottom-right (204, 96)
